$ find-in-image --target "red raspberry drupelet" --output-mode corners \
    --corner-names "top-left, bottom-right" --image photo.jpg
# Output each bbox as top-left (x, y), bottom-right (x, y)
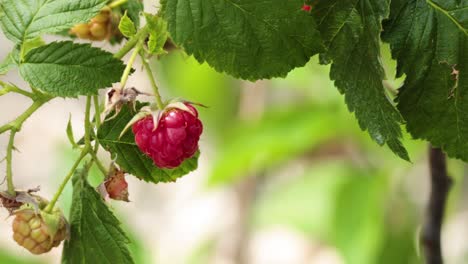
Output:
top-left (132, 103), bottom-right (203, 169)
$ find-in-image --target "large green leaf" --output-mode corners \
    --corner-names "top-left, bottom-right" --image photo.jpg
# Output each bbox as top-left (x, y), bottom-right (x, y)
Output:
top-left (62, 168), bottom-right (135, 264)
top-left (382, 0), bottom-right (468, 160)
top-left (161, 0), bottom-right (323, 80)
top-left (19, 41), bottom-right (126, 97)
top-left (313, 0), bottom-right (409, 160)
top-left (97, 104), bottom-right (199, 183)
top-left (0, 0), bottom-right (107, 44)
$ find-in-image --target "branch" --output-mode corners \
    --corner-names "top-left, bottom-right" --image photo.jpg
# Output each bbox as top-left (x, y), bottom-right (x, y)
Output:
top-left (421, 147), bottom-right (452, 264)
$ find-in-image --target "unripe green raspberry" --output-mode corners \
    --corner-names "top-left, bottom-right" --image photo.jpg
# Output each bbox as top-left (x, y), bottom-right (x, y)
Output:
top-left (12, 208), bottom-right (68, 255)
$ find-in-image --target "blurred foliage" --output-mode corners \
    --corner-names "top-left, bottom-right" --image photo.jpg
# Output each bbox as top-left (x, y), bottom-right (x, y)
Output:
top-left (253, 161), bottom-right (419, 264)
top-left (0, 250), bottom-right (44, 264)
top-left (155, 46), bottom-right (447, 264)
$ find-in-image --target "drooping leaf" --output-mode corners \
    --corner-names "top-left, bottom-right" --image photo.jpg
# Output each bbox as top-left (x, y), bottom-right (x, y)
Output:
top-left (145, 13), bottom-right (168, 55)
top-left (97, 104), bottom-right (199, 183)
top-left (382, 0), bottom-right (468, 160)
top-left (312, 0), bottom-right (409, 160)
top-left (0, 0), bottom-right (107, 44)
top-left (62, 168), bottom-right (135, 264)
top-left (119, 11), bottom-right (136, 38)
top-left (19, 41), bottom-right (126, 97)
top-left (161, 0), bottom-right (324, 80)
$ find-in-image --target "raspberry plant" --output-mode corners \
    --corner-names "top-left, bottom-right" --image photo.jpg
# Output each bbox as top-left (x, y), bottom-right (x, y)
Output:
top-left (0, 0), bottom-right (466, 263)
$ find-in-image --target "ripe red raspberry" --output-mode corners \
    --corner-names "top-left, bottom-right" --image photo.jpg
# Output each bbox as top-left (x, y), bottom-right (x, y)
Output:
top-left (132, 103), bottom-right (203, 169)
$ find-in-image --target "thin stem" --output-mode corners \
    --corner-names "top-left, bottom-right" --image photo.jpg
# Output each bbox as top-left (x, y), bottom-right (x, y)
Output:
top-left (91, 95), bottom-right (107, 176)
top-left (120, 42), bottom-right (142, 89)
top-left (6, 130), bottom-right (17, 196)
top-left (19, 45), bottom-right (26, 63)
top-left (90, 151), bottom-right (108, 176)
top-left (84, 96), bottom-right (92, 147)
top-left (0, 81), bottom-right (34, 98)
top-left (113, 26), bottom-right (148, 60)
top-left (93, 95), bottom-right (101, 129)
top-left (0, 98), bottom-right (50, 134)
top-left (140, 54), bottom-right (164, 109)
top-left (44, 150), bottom-right (88, 213)
top-left (421, 146), bottom-right (452, 264)
top-left (109, 0), bottom-right (128, 9)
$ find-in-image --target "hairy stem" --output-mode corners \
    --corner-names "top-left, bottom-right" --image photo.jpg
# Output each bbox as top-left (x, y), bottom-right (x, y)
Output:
top-left (114, 26), bottom-right (148, 60)
top-left (140, 54), bottom-right (164, 109)
top-left (119, 42), bottom-right (142, 89)
top-left (44, 149), bottom-right (88, 213)
top-left (90, 151), bottom-right (108, 176)
top-left (0, 81), bottom-right (34, 98)
top-left (93, 95), bottom-right (102, 129)
top-left (45, 97), bottom-right (94, 213)
top-left (84, 96), bottom-right (92, 147)
top-left (0, 98), bottom-right (50, 134)
top-left (421, 147), bottom-right (452, 264)
top-left (91, 95), bottom-right (108, 176)
top-left (6, 130), bottom-right (17, 196)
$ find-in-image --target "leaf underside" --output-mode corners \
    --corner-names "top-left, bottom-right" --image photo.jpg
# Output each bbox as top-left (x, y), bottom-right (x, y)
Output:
top-left (161, 0), bottom-right (324, 80)
top-left (313, 0), bottom-right (409, 160)
top-left (382, 0), bottom-right (468, 160)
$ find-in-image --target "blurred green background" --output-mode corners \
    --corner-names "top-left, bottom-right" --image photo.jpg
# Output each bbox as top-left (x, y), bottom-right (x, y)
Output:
top-left (1, 39), bottom-right (468, 264)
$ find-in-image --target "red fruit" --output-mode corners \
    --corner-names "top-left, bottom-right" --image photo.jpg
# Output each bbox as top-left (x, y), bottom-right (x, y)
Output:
top-left (302, 4), bottom-right (312, 11)
top-left (132, 103), bottom-right (203, 169)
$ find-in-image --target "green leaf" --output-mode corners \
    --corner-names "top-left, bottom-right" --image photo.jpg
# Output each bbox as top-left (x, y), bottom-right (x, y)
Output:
top-left (313, 0), bottom-right (409, 161)
top-left (66, 115), bottom-right (78, 148)
top-left (382, 0), bottom-right (468, 160)
top-left (22, 36), bottom-right (45, 55)
top-left (161, 0), bottom-right (323, 80)
top-left (119, 11), bottom-right (137, 38)
top-left (0, 0), bottom-right (107, 44)
top-left (145, 13), bottom-right (168, 55)
top-left (0, 37), bottom-right (45, 75)
top-left (19, 41), bottom-right (126, 98)
top-left (121, 0), bottom-right (143, 29)
top-left (0, 48), bottom-right (18, 75)
top-left (208, 104), bottom-right (350, 185)
top-left (62, 168), bottom-right (135, 264)
top-left (97, 104), bottom-right (199, 183)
